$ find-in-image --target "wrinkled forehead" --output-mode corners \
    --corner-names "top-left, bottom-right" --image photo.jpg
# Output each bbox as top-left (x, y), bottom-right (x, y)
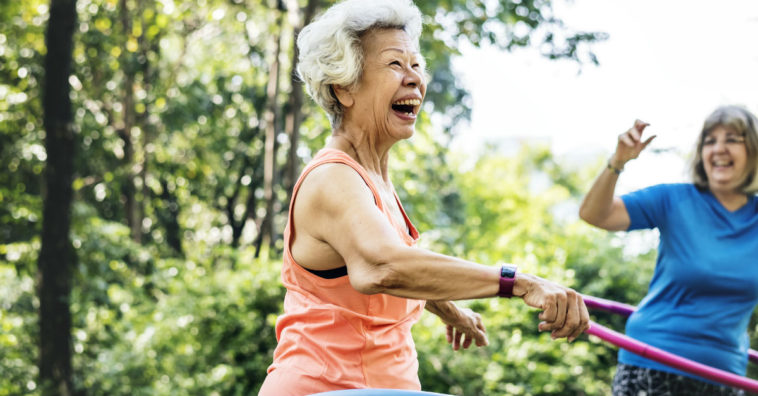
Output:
top-left (361, 28), bottom-right (422, 57)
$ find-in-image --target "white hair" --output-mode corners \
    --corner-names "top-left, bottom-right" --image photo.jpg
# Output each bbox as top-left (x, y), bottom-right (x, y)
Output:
top-left (296, 0), bottom-right (423, 127)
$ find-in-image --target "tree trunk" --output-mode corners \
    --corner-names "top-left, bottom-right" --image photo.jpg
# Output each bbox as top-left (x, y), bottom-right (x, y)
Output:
top-left (38, 0), bottom-right (77, 395)
top-left (119, 0), bottom-right (141, 243)
top-left (257, 3), bottom-right (285, 254)
top-left (137, 3), bottom-right (156, 248)
top-left (283, 0), bottom-right (320, 204)
top-left (159, 178), bottom-right (182, 255)
top-left (228, 156), bottom-right (250, 248)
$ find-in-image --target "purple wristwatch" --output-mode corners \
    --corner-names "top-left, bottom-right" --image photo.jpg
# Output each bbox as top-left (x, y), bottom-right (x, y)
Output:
top-left (498, 264), bottom-right (517, 298)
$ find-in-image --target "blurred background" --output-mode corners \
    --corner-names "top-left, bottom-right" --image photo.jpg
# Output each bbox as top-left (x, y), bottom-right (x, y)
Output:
top-left (1, 0), bottom-right (756, 395)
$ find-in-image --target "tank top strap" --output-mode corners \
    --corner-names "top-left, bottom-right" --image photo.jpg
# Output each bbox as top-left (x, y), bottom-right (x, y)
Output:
top-left (285, 148), bottom-right (387, 244)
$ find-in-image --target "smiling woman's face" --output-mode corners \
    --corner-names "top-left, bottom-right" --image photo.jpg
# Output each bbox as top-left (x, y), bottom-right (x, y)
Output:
top-left (342, 28), bottom-right (426, 141)
top-left (701, 125), bottom-right (749, 194)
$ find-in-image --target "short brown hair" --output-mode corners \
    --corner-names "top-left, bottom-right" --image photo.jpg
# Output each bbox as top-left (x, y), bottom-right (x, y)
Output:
top-left (691, 105), bottom-right (758, 194)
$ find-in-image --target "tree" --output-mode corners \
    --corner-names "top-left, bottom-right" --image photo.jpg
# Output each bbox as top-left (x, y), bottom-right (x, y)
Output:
top-left (11, 1), bottom-right (735, 395)
top-left (38, 0), bottom-right (78, 394)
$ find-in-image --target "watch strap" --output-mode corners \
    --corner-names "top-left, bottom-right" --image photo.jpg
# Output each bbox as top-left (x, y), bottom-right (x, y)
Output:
top-left (498, 264), bottom-right (517, 298)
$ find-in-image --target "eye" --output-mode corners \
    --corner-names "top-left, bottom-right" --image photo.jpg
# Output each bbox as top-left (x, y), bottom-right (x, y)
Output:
top-left (390, 60), bottom-right (401, 66)
top-left (703, 137), bottom-right (716, 145)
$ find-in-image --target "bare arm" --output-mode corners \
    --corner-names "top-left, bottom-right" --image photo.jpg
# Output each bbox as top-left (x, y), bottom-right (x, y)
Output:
top-left (579, 120), bottom-right (655, 231)
top-left (296, 164), bottom-right (589, 340)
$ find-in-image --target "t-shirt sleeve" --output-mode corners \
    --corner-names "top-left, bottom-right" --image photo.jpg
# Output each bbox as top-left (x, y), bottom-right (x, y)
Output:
top-left (620, 184), bottom-right (672, 231)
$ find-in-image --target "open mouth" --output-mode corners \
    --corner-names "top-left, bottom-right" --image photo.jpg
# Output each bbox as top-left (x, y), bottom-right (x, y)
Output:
top-left (712, 160), bottom-right (733, 168)
top-left (391, 98), bottom-right (421, 117)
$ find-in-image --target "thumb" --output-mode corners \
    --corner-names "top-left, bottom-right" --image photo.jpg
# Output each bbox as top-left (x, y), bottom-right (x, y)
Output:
top-left (641, 135), bottom-right (656, 149)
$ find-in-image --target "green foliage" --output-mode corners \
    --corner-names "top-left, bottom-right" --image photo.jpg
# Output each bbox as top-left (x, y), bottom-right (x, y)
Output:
top-left (1, 201), bottom-right (285, 395)
top-left (67, 204), bottom-right (284, 395)
top-left (4, 146), bottom-right (656, 396)
top-left (0, 0), bottom-right (47, 247)
top-left (2, 0), bottom-right (755, 395)
top-left (0, 247), bottom-right (39, 396)
top-left (403, 147), bottom-right (656, 395)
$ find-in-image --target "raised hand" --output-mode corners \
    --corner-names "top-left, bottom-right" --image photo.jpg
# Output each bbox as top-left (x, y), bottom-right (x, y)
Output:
top-left (611, 119), bottom-right (656, 170)
top-left (513, 273), bottom-right (590, 342)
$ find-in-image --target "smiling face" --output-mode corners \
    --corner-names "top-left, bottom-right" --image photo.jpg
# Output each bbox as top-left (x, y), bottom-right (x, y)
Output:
top-left (701, 125), bottom-right (749, 194)
top-left (337, 28), bottom-right (426, 142)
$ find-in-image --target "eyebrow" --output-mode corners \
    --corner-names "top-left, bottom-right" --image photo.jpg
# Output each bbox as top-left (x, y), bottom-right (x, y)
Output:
top-left (706, 131), bottom-right (742, 136)
top-left (704, 132), bottom-right (743, 140)
top-left (381, 47), bottom-right (422, 57)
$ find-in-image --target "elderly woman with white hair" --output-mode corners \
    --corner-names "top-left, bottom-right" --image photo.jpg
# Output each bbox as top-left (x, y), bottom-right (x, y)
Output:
top-left (579, 106), bottom-right (758, 396)
top-left (258, 0), bottom-right (590, 394)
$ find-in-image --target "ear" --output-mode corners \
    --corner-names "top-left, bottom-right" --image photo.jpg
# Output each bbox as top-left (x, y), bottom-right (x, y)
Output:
top-left (331, 84), bottom-right (354, 108)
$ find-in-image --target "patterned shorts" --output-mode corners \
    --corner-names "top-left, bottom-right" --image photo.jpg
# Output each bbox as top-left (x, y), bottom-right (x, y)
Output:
top-left (612, 363), bottom-right (746, 396)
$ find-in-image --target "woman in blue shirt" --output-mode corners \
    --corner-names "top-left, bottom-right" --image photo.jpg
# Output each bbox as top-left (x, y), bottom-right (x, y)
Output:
top-left (579, 105), bottom-right (758, 396)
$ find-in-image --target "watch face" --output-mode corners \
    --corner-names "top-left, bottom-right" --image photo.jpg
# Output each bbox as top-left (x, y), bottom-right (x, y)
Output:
top-left (501, 265), bottom-right (517, 278)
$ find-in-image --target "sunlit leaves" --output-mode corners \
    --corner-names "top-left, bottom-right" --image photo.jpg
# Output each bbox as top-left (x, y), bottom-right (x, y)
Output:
top-left (405, 146), bottom-right (653, 395)
top-left (4, 0), bottom-right (752, 395)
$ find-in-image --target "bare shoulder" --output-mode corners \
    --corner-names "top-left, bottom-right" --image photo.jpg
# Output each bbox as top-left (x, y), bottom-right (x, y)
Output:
top-left (294, 163), bottom-right (375, 233)
top-left (290, 162), bottom-right (378, 269)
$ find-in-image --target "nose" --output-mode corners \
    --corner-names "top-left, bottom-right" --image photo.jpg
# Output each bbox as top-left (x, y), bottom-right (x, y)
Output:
top-left (713, 138), bottom-right (728, 152)
top-left (404, 66), bottom-right (422, 87)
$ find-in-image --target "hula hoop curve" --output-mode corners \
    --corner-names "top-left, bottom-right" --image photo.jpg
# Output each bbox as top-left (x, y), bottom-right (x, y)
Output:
top-left (583, 295), bottom-right (758, 364)
top-left (583, 295), bottom-right (758, 393)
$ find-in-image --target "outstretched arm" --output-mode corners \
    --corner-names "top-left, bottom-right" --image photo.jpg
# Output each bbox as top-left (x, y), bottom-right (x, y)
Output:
top-left (294, 163), bottom-right (589, 341)
top-left (579, 120), bottom-right (655, 231)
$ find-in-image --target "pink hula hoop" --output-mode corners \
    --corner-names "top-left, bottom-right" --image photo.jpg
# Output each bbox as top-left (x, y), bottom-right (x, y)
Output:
top-left (583, 295), bottom-right (758, 393)
top-left (582, 295), bottom-right (758, 364)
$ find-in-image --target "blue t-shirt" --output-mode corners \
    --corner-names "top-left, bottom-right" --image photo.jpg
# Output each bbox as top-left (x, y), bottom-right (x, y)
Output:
top-left (619, 183), bottom-right (758, 379)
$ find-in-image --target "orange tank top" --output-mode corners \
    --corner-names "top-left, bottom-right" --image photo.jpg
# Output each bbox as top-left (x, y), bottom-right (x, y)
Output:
top-left (259, 148), bottom-right (426, 396)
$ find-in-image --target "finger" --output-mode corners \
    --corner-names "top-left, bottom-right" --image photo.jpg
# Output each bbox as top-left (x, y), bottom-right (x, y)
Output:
top-left (462, 333), bottom-right (473, 349)
top-left (641, 135), bottom-right (657, 149)
top-left (476, 330), bottom-right (489, 347)
top-left (553, 292), bottom-right (581, 340)
top-left (474, 317), bottom-right (489, 346)
top-left (475, 316), bottom-right (487, 333)
top-left (627, 127), bottom-right (641, 143)
top-left (454, 327), bottom-right (463, 350)
top-left (538, 296), bottom-right (557, 331)
top-left (572, 295), bottom-right (592, 342)
top-left (619, 132), bottom-right (636, 147)
top-left (634, 119), bottom-right (649, 132)
top-left (446, 325), bottom-right (453, 344)
top-left (551, 293), bottom-right (568, 337)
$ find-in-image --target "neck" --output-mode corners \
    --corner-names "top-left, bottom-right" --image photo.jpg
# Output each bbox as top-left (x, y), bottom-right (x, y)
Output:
top-left (710, 187), bottom-right (748, 211)
top-left (327, 127), bottom-right (394, 184)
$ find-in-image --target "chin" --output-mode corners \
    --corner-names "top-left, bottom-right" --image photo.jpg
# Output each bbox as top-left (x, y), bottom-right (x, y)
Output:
top-left (708, 181), bottom-right (740, 192)
top-left (388, 125), bottom-right (415, 140)
top-left (399, 129), bottom-right (415, 140)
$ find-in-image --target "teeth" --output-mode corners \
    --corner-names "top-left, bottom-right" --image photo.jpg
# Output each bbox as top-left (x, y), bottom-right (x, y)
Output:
top-left (393, 99), bottom-right (421, 106)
